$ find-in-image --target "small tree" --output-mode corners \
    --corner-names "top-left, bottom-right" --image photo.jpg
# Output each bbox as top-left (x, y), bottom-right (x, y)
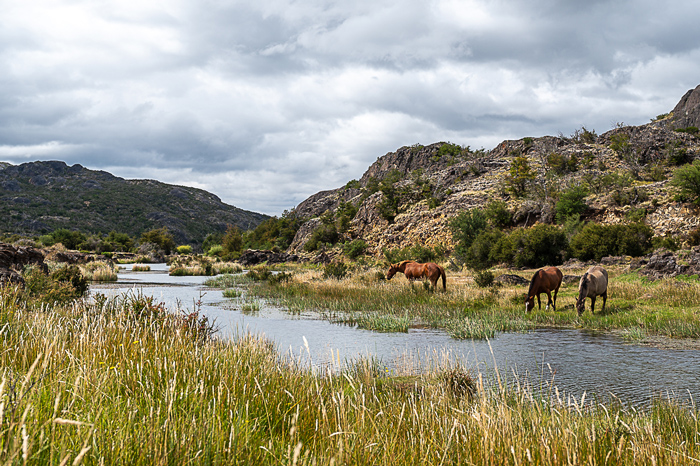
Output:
top-left (222, 225), bottom-right (243, 257)
top-left (450, 209), bottom-right (488, 261)
top-left (672, 160), bottom-right (700, 204)
top-left (555, 185), bottom-right (589, 223)
top-left (139, 227), bottom-right (175, 255)
top-left (505, 154), bottom-right (536, 198)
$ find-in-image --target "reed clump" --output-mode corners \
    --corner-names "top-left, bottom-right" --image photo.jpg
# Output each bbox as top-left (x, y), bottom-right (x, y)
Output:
top-left (131, 264), bottom-right (151, 271)
top-left (0, 281), bottom-right (698, 464)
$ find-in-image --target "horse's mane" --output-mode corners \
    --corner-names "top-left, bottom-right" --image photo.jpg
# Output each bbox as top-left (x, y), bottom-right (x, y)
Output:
top-left (527, 271), bottom-right (539, 296)
top-left (579, 272), bottom-right (589, 290)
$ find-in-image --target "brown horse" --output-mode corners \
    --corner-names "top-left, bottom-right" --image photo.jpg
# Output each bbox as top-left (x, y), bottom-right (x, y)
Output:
top-left (525, 266), bottom-right (563, 313)
top-left (576, 265), bottom-right (608, 315)
top-left (386, 260), bottom-right (446, 290)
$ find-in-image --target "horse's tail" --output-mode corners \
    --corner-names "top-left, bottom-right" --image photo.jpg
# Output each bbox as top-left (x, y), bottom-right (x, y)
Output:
top-left (440, 266), bottom-right (446, 290)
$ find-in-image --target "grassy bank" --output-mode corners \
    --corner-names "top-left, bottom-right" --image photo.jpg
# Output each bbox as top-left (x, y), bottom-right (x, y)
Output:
top-left (209, 264), bottom-right (700, 341)
top-left (0, 284), bottom-right (699, 464)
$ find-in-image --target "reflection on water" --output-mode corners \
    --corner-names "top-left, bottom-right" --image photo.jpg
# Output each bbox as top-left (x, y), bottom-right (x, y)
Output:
top-left (94, 264), bottom-right (700, 407)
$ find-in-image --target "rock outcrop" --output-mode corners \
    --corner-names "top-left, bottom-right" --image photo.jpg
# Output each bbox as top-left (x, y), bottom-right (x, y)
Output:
top-left (669, 84), bottom-right (700, 130)
top-left (288, 86), bottom-right (700, 256)
top-left (238, 249), bottom-right (300, 266)
top-left (0, 243), bottom-right (47, 285)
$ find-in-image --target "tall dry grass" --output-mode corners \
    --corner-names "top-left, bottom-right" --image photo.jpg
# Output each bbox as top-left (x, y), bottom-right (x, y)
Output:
top-left (0, 284), bottom-right (698, 464)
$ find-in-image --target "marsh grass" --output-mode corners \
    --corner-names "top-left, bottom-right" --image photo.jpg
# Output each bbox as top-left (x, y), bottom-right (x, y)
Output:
top-left (131, 264), bottom-right (151, 271)
top-left (0, 284), bottom-right (698, 464)
top-left (222, 288), bottom-right (242, 298)
top-left (232, 265), bottom-right (700, 340)
top-left (78, 261), bottom-right (118, 282)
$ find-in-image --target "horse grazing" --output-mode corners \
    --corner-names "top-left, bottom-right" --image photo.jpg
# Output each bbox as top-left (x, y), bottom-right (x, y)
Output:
top-left (576, 266), bottom-right (608, 316)
top-left (524, 266), bottom-right (563, 313)
top-left (386, 260), bottom-right (446, 290)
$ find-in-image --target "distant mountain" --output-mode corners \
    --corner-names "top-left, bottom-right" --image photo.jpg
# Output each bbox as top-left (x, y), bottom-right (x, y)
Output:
top-left (0, 161), bottom-right (269, 245)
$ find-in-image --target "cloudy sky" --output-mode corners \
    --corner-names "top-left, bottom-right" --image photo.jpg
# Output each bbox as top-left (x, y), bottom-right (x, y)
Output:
top-left (1, 0), bottom-right (699, 215)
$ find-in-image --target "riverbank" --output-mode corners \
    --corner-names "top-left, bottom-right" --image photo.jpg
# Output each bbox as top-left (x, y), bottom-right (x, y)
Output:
top-left (0, 284), bottom-right (699, 465)
top-left (215, 263), bottom-right (700, 346)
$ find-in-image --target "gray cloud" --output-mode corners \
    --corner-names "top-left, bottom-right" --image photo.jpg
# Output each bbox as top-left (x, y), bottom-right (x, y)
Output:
top-left (0, 0), bottom-right (699, 215)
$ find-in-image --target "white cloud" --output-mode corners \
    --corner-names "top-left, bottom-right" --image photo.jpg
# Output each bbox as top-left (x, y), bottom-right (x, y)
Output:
top-left (1, 0), bottom-right (699, 215)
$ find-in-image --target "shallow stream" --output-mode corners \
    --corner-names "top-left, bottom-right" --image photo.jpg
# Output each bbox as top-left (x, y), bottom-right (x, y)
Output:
top-left (91, 264), bottom-right (700, 407)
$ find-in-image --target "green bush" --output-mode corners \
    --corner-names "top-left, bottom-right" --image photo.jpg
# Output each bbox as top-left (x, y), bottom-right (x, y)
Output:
top-left (473, 270), bottom-right (495, 288)
top-left (493, 224), bottom-right (568, 268)
top-left (555, 185), bottom-right (589, 223)
top-left (569, 222), bottom-right (653, 261)
top-left (450, 209), bottom-right (488, 260)
top-left (303, 224), bottom-right (339, 252)
top-left (139, 227), bottom-right (176, 255)
top-left (207, 244), bottom-right (224, 257)
top-left (671, 160), bottom-right (700, 204)
top-left (438, 143), bottom-right (463, 158)
top-left (176, 245), bottom-right (192, 255)
top-left (383, 244), bottom-right (445, 264)
top-left (504, 154), bottom-right (536, 198)
top-left (323, 262), bottom-right (348, 280)
top-left (343, 240), bottom-right (368, 259)
top-left (484, 200), bottom-right (511, 229)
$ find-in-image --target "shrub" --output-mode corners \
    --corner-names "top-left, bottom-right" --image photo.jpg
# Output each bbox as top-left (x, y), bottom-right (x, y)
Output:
top-left (438, 143), bottom-right (463, 158)
top-left (343, 239), bottom-right (368, 259)
top-left (569, 222), bottom-right (653, 261)
top-left (139, 228), bottom-right (175, 255)
top-left (484, 200), bottom-right (511, 229)
top-left (383, 244), bottom-right (445, 264)
top-left (555, 185), bottom-right (589, 223)
top-left (177, 245), bottom-right (192, 255)
top-left (303, 224), bottom-right (339, 252)
top-left (652, 236), bottom-right (680, 251)
top-left (493, 223), bottom-right (568, 268)
top-left (671, 160), bottom-right (700, 204)
top-left (450, 209), bottom-right (488, 260)
top-left (207, 244), bottom-right (224, 257)
top-left (222, 225), bottom-right (243, 257)
top-left (666, 142), bottom-right (692, 166)
top-left (473, 270), bottom-right (495, 288)
top-left (323, 262), bottom-right (348, 280)
top-left (504, 154), bottom-right (536, 198)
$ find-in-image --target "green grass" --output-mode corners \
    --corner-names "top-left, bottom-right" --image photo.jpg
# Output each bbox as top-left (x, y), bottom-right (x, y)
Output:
top-left (223, 265), bottom-right (700, 341)
top-left (0, 284), bottom-right (698, 464)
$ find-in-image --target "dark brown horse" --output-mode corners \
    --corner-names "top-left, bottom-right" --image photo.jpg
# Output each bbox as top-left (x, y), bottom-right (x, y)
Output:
top-left (576, 265), bottom-right (608, 315)
top-left (386, 260), bottom-right (446, 290)
top-left (525, 266), bottom-right (563, 313)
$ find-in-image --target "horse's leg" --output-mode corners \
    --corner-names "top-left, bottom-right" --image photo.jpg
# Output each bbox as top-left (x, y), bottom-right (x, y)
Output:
top-left (601, 290), bottom-right (607, 312)
top-left (545, 291), bottom-right (553, 310)
top-left (552, 287), bottom-right (559, 311)
top-left (590, 296), bottom-right (596, 314)
top-left (536, 294), bottom-right (542, 310)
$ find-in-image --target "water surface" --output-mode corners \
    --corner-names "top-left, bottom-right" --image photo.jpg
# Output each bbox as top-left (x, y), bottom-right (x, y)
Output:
top-left (93, 264), bottom-right (700, 407)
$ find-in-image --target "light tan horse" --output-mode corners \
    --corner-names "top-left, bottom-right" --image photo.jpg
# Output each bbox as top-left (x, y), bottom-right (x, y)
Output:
top-left (525, 266), bottom-right (563, 313)
top-left (386, 260), bottom-right (446, 290)
top-left (576, 265), bottom-right (608, 315)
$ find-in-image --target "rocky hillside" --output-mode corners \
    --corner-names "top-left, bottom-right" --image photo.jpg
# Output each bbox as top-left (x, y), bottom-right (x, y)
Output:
top-left (0, 161), bottom-right (269, 245)
top-left (289, 85), bottom-right (700, 256)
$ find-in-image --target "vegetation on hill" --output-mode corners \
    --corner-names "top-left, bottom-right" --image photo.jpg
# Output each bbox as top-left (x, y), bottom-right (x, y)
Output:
top-left (0, 161), bottom-right (268, 245)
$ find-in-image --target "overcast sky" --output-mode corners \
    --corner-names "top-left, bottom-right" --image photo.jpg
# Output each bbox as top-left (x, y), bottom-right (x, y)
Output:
top-left (1, 0), bottom-right (699, 215)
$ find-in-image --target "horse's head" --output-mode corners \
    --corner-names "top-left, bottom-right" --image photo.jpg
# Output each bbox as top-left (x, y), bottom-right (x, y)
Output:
top-left (524, 295), bottom-right (535, 313)
top-left (386, 264), bottom-right (398, 280)
top-left (576, 273), bottom-right (589, 315)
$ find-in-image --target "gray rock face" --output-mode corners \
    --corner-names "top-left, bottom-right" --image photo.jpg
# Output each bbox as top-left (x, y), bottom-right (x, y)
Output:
top-left (0, 243), bottom-right (47, 286)
top-left (670, 84), bottom-right (700, 129)
top-left (238, 249), bottom-right (299, 266)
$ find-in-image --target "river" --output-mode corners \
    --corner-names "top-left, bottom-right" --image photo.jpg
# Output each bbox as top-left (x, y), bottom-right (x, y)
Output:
top-left (91, 264), bottom-right (700, 407)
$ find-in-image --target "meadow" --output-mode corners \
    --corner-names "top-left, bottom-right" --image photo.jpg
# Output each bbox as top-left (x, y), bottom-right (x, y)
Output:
top-left (216, 263), bottom-right (700, 345)
top-left (1, 263), bottom-right (699, 464)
